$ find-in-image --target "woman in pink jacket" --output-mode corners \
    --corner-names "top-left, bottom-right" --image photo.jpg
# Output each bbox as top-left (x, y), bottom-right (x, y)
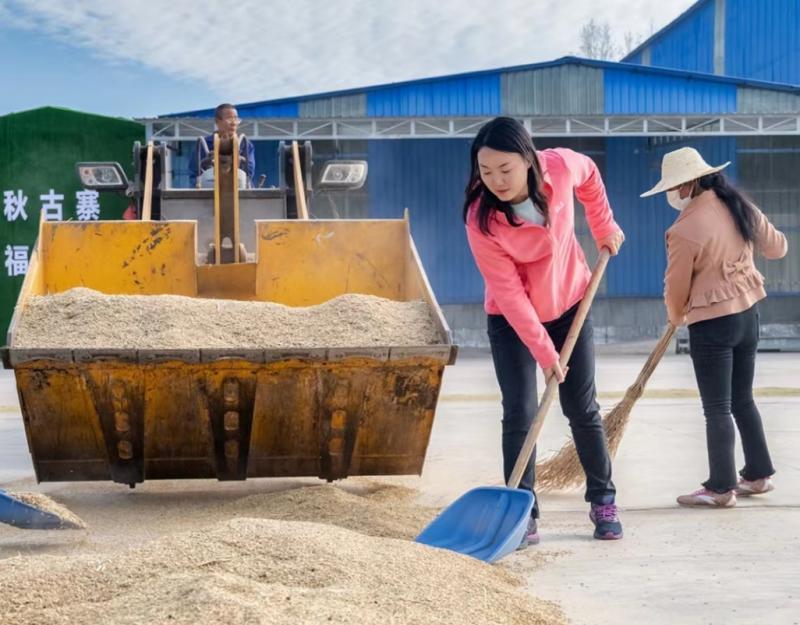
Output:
top-left (463, 117), bottom-right (625, 544)
top-left (641, 147), bottom-right (788, 508)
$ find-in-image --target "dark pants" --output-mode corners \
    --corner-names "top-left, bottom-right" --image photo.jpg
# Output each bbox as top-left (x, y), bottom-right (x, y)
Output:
top-left (689, 304), bottom-right (775, 493)
top-left (488, 302), bottom-right (615, 519)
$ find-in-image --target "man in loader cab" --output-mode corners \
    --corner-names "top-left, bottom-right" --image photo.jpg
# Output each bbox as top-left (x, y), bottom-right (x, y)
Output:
top-left (188, 103), bottom-right (256, 188)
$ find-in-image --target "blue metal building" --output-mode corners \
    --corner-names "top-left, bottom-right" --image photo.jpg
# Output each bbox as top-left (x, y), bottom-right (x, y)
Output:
top-left (150, 46), bottom-right (800, 344)
top-left (624, 0), bottom-right (800, 86)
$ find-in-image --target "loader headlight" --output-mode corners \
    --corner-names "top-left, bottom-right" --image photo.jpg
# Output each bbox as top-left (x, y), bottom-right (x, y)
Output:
top-left (318, 161), bottom-right (367, 190)
top-left (75, 162), bottom-right (129, 191)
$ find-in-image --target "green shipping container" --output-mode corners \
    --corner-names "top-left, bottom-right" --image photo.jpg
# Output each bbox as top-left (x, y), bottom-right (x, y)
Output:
top-left (0, 107), bottom-right (144, 338)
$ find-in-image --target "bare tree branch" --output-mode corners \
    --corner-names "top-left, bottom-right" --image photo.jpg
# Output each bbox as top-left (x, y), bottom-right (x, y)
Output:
top-left (579, 19), bottom-right (651, 60)
top-left (579, 19), bottom-right (620, 60)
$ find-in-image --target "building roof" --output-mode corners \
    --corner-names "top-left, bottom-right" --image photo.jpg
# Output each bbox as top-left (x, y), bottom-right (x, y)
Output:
top-left (622, 0), bottom-right (708, 62)
top-left (161, 54), bottom-right (800, 119)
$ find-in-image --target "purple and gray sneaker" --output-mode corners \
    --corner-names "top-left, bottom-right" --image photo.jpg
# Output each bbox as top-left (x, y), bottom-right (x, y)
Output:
top-left (590, 500), bottom-right (623, 540)
top-left (517, 517), bottom-right (540, 549)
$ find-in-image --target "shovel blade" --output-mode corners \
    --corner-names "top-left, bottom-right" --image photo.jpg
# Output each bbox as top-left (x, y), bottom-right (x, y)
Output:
top-left (416, 486), bottom-right (534, 563)
top-left (0, 490), bottom-right (77, 530)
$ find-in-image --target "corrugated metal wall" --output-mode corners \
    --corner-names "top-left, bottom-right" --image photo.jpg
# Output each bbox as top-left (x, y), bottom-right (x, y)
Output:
top-left (237, 102), bottom-right (299, 118)
top-left (168, 132), bottom-right (798, 300)
top-left (604, 136), bottom-right (738, 297)
top-left (364, 64), bottom-right (744, 117)
top-left (299, 94), bottom-right (366, 118)
top-left (171, 57), bottom-right (800, 126)
top-left (625, 52), bottom-right (643, 65)
top-left (726, 0), bottom-right (800, 84)
top-left (604, 138), bottom-right (661, 297)
top-left (366, 138), bottom-right (482, 303)
top-left (179, 102), bottom-right (300, 118)
top-left (627, 0), bottom-right (800, 86)
top-left (737, 87), bottom-right (800, 113)
top-left (501, 66), bottom-right (604, 115)
top-left (254, 141), bottom-right (281, 187)
top-left (737, 136), bottom-right (800, 293)
top-left (649, 0), bottom-right (716, 73)
top-left (170, 145), bottom-right (193, 188)
top-left (604, 68), bottom-right (737, 113)
top-left (606, 135), bottom-right (800, 297)
top-left (366, 74), bottom-right (501, 117)
top-left (751, 188), bottom-right (800, 293)
top-left (360, 135), bottom-right (800, 303)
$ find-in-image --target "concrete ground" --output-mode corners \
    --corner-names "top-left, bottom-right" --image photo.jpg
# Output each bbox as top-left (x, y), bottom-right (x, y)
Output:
top-left (424, 349), bottom-right (800, 625)
top-left (1, 348), bottom-right (798, 624)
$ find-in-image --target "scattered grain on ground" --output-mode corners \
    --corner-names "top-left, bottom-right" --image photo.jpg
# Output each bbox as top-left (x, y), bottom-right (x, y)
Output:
top-left (0, 518), bottom-right (567, 625)
top-left (225, 483), bottom-right (437, 539)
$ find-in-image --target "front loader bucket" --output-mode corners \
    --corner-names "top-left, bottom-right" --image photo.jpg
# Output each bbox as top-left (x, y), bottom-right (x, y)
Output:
top-left (6, 220), bottom-right (456, 486)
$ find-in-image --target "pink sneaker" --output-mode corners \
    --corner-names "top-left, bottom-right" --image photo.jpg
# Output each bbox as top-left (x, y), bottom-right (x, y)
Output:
top-left (735, 476), bottom-right (774, 496)
top-left (676, 487), bottom-right (736, 508)
top-left (517, 517), bottom-right (540, 549)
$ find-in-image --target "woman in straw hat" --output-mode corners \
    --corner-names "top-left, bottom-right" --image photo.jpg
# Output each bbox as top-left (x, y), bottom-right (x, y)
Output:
top-left (463, 117), bottom-right (625, 544)
top-left (641, 147), bottom-right (788, 508)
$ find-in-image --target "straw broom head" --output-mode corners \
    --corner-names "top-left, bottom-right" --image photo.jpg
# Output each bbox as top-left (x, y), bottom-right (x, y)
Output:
top-left (535, 324), bottom-right (676, 492)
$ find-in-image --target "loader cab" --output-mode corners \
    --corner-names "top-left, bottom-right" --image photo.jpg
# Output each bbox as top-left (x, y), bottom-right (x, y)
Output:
top-left (77, 140), bottom-right (367, 264)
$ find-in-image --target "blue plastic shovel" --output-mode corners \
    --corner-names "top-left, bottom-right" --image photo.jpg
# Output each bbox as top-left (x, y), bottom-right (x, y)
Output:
top-left (417, 249), bottom-right (611, 563)
top-left (0, 489), bottom-right (79, 530)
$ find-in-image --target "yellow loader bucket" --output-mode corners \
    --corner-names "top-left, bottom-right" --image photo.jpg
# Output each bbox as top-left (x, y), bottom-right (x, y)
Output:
top-left (6, 219), bottom-right (456, 486)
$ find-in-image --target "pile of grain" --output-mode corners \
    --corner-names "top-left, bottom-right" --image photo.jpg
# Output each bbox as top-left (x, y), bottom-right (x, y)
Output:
top-left (225, 483), bottom-right (437, 539)
top-left (13, 288), bottom-right (441, 349)
top-left (6, 492), bottom-right (86, 530)
top-left (0, 518), bottom-right (566, 625)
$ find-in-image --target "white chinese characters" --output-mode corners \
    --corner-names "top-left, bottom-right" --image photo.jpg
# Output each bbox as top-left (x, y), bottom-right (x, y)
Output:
top-left (2, 188), bottom-right (102, 222)
top-left (3, 190), bottom-right (28, 221)
top-left (4, 245), bottom-right (29, 277)
top-left (40, 189), bottom-right (64, 221)
top-left (2, 187), bottom-right (104, 278)
top-left (75, 189), bottom-right (101, 221)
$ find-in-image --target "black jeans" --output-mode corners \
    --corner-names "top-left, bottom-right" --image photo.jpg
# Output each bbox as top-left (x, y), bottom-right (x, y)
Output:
top-left (689, 304), bottom-right (775, 493)
top-left (488, 302), bottom-right (615, 519)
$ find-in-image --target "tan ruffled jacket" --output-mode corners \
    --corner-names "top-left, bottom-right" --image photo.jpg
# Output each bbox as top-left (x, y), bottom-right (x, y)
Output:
top-left (664, 190), bottom-right (788, 326)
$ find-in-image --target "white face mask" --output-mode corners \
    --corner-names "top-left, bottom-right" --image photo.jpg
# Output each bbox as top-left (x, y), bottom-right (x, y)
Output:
top-left (667, 189), bottom-right (692, 212)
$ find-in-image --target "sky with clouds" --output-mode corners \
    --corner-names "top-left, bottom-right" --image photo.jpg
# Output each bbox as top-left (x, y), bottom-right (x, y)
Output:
top-left (0, 0), bottom-right (696, 119)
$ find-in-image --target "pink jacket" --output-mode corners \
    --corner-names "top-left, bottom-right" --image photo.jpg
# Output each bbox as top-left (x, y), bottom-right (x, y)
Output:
top-left (664, 190), bottom-right (788, 326)
top-left (466, 148), bottom-right (621, 368)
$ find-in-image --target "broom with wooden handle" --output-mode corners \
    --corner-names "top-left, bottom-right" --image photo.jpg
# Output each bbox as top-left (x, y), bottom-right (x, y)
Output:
top-left (534, 322), bottom-right (677, 491)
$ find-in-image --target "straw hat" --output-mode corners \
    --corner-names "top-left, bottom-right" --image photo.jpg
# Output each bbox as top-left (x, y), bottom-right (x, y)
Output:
top-left (640, 147), bottom-right (730, 197)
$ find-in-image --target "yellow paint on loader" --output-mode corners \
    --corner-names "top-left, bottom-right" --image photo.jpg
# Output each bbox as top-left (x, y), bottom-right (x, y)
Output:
top-left (40, 221), bottom-right (197, 296)
top-left (255, 220), bottom-right (408, 305)
top-left (7, 219), bottom-right (456, 486)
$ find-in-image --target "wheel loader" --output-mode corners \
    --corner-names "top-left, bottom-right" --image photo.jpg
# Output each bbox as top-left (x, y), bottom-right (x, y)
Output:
top-left (3, 134), bottom-right (457, 489)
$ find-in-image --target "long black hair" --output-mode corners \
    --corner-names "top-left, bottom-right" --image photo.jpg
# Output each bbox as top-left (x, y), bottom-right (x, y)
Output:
top-left (462, 117), bottom-right (548, 235)
top-left (695, 172), bottom-right (757, 243)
